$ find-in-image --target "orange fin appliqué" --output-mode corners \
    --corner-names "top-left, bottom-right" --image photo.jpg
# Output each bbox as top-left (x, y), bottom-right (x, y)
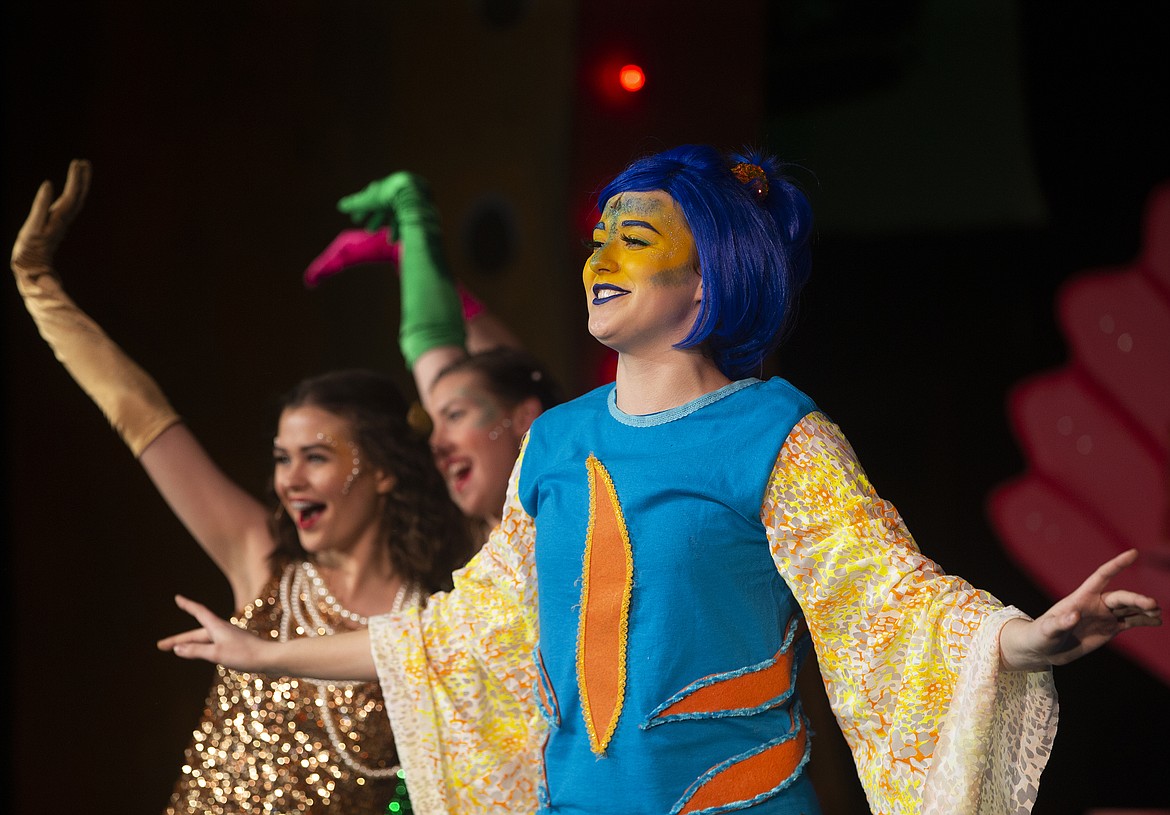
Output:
top-left (577, 454), bottom-right (634, 756)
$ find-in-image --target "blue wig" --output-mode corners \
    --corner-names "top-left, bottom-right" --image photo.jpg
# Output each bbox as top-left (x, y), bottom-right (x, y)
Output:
top-left (596, 144), bottom-right (813, 379)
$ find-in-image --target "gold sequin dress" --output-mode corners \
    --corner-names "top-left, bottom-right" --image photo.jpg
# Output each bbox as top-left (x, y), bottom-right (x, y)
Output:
top-left (166, 561), bottom-right (409, 814)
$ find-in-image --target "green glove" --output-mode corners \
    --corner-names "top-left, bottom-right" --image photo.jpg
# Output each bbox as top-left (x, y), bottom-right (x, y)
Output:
top-left (337, 172), bottom-right (465, 368)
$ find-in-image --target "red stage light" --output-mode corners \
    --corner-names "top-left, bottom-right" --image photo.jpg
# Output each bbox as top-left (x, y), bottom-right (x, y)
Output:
top-left (618, 64), bottom-right (645, 92)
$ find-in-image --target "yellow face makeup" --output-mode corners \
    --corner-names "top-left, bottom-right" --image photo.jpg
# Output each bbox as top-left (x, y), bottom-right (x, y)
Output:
top-left (582, 191), bottom-right (702, 355)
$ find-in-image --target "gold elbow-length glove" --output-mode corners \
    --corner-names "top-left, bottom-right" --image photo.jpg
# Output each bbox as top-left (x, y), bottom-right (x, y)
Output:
top-left (11, 160), bottom-right (179, 457)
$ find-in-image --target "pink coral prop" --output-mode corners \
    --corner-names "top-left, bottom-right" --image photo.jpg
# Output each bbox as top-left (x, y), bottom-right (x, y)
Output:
top-left (988, 182), bottom-right (1170, 686)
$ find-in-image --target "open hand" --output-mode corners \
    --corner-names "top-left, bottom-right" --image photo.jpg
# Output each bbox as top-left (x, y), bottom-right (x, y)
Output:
top-left (999, 548), bottom-right (1162, 671)
top-left (158, 594), bottom-right (265, 670)
top-left (12, 159), bottom-right (91, 281)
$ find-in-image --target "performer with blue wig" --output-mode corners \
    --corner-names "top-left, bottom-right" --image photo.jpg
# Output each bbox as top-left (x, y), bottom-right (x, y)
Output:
top-left (159, 144), bottom-right (1161, 815)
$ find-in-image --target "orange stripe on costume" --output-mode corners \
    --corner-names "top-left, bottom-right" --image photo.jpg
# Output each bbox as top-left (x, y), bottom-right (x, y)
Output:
top-left (576, 455), bottom-right (633, 756)
top-left (653, 620), bottom-right (805, 720)
top-left (676, 712), bottom-right (808, 814)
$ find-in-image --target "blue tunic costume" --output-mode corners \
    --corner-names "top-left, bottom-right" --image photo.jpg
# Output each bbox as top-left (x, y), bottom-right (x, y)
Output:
top-left (369, 377), bottom-right (1057, 815)
top-left (520, 378), bottom-right (820, 813)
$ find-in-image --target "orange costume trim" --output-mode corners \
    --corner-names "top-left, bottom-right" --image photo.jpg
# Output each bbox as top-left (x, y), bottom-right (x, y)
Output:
top-left (676, 710), bottom-right (808, 815)
top-left (577, 454), bottom-right (634, 755)
top-left (649, 618), bottom-right (806, 721)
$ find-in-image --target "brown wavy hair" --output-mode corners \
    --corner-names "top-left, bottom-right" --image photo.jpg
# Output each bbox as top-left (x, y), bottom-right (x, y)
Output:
top-left (267, 369), bottom-right (474, 592)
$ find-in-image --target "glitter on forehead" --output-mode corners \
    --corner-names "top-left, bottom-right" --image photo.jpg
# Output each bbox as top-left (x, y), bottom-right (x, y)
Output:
top-left (276, 404), bottom-right (359, 448)
top-left (432, 370), bottom-right (502, 428)
top-left (597, 193), bottom-right (692, 249)
top-left (604, 191), bottom-right (670, 220)
top-left (592, 191), bottom-right (698, 287)
top-left (455, 380), bottom-right (498, 408)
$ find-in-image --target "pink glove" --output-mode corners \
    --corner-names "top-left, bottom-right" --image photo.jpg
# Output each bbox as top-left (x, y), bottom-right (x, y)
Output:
top-left (458, 285), bottom-right (485, 321)
top-left (303, 228), bottom-right (401, 288)
top-left (305, 226), bottom-right (486, 324)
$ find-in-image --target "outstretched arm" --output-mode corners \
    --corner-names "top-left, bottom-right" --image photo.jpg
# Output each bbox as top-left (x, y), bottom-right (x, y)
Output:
top-left (998, 548), bottom-right (1161, 671)
top-left (160, 594), bottom-right (378, 681)
top-left (11, 162), bottom-right (275, 603)
top-left (11, 159), bottom-right (179, 456)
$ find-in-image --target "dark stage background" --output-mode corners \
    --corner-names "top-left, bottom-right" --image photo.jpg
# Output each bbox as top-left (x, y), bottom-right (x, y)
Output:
top-left (4, 1), bottom-right (1168, 813)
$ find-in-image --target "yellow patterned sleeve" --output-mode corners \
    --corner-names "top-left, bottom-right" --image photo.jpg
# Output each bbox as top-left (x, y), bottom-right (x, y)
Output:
top-left (368, 439), bottom-right (544, 815)
top-left (763, 412), bottom-right (1057, 815)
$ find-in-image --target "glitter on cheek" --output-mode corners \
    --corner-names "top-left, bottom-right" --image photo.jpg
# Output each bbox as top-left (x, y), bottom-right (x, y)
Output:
top-left (474, 403), bottom-right (501, 430)
top-left (451, 384), bottom-right (501, 431)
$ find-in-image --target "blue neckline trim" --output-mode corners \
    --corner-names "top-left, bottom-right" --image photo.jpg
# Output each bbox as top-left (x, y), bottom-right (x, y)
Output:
top-left (607, 378), bottom-right (760, 427)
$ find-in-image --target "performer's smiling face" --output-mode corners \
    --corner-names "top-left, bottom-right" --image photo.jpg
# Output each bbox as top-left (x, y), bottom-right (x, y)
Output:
top-left (583, 191), bottom-right (702, 358)
top-left (272, 406), bottom-right (394, 554)
top-left (427, 368), bottom-right (527, 526)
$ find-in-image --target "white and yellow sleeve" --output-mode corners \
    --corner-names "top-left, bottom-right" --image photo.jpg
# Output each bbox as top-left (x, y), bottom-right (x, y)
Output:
top-left (763, 412), bottom-right (1057, 815)
top-left (369, 442), bottom-right (544, 815)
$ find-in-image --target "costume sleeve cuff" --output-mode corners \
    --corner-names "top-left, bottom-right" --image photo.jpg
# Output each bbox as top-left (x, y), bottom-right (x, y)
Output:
top-left (922, 605), bottom-right (1059, 815)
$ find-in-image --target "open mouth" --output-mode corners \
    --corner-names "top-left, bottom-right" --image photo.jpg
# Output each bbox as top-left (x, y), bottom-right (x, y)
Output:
top-left (291, 500), bottom-right (325, 530)
top-left (592, 283), bottom-right (629, 305)
top-left (445, 461), bottom-right (472, 493)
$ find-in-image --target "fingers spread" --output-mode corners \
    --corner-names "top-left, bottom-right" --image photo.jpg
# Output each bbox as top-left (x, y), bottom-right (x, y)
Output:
top-left (1076, 548), bottom-right (1140, 596)
top-left (173, 593), bottom-right (220, 629)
